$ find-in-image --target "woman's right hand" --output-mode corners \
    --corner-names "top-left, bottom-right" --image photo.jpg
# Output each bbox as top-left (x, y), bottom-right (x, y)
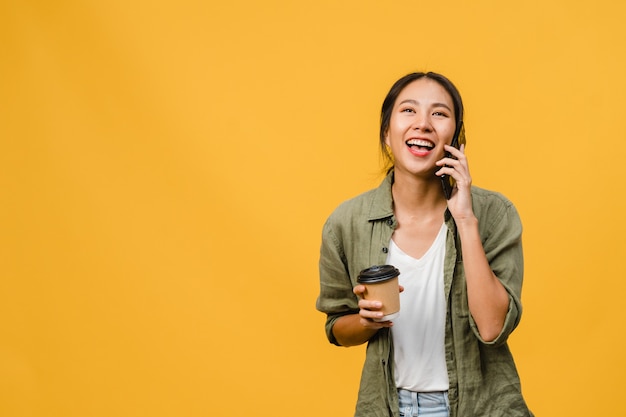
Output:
top-left (353, 285), bottom-right (394, 329)
top-left (332, 284), bottom-right (403, 346)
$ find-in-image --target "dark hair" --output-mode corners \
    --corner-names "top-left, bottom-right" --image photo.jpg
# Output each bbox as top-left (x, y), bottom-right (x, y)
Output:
top-left (379, 72), bottom-right (464, 172)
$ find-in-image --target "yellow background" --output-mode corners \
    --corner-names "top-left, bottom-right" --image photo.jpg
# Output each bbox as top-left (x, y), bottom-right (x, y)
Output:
top-left (1, 1), bottom-right (625, 416)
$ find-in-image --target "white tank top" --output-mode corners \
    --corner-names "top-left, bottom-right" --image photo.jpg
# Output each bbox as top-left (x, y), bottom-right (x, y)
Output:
top-left (387, 223), bottom-right (449, 392)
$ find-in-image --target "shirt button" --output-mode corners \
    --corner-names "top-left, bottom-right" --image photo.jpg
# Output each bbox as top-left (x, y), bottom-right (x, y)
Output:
top-left (386, 219), bottom-right (393, 226)
top-left (382, 247), bottom-right (388, 253)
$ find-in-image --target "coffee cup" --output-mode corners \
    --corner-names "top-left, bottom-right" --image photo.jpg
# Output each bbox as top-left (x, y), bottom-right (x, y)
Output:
top-left (357, 265), bottom-right (401, 322)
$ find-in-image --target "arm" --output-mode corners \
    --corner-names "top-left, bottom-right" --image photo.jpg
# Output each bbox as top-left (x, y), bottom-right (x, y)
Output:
top-left (316, 217), bottom-right (370, 346)
top-left (456, 217), bottom-right (510, 342)
top-left (316, 216), bottom-right (397, 346)
top-left (331, 285), bottom-right (395, 347)
top-left (438, 144), bottom-right (515, 342)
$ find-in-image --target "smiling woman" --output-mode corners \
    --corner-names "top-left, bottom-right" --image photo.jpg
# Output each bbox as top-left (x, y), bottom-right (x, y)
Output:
top-left (384, 78), bottom-right (457, 177)
top-left (379, 72), bottom-right (464, 175)
top-left (316, 72), bottom-right (533, 417)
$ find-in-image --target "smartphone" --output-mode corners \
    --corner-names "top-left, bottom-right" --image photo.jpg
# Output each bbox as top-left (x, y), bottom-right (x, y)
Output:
top-left (441, 122), bottom-right (466, 199)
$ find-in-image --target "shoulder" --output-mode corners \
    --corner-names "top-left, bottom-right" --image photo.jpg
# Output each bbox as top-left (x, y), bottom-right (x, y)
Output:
top-left (323, 188), bottom-right (379, 243)
top-left (470, 185), bottom-right (522, 230)
top-left (470, 186), bottom-right (516, 210)
top-left (325, 174), bottom-right (394, 228)
top-left (328, 187), bottom-right (379, 220)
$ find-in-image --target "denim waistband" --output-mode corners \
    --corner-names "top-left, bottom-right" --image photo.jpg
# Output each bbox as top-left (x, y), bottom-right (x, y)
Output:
top-left (397, 389), bottom-right (449, 416)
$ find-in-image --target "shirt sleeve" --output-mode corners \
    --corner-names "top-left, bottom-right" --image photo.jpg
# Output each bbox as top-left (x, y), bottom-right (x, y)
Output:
top-left (469, 195), bottom-right (524, 347)
top-left (315, 216), bottom-right (359, 346)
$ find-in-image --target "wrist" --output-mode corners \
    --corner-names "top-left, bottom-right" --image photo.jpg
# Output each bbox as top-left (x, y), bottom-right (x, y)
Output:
top-left (454, 215), bottom-right (479, 239)
top-left (454, 214), bottom-right (478, 230)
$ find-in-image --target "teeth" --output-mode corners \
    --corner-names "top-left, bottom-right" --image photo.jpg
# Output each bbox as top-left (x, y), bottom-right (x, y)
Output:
top-left (407, 139), bottom-right (434, 149)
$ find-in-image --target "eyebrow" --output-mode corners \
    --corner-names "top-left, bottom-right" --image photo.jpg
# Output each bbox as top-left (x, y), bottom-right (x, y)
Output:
top-left (398, 99), bottom-right (453, 112)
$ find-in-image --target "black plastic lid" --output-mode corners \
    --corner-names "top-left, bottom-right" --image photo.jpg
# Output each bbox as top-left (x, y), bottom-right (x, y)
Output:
top-left (357, 265), bottom-right (400, 284)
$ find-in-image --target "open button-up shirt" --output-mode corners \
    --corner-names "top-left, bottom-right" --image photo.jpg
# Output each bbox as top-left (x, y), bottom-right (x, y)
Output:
top-left (316, 172), bottom-right (533, 417)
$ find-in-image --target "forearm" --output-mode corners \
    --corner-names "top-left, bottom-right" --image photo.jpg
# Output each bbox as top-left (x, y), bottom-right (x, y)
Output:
top-left (456, 216), bottom-right (510, 342)
top-left (332, 314), bottom-right (380, 347)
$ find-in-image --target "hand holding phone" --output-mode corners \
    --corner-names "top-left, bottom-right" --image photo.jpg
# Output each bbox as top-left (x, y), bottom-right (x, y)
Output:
top-left (441, 122), bottom-right (466, 199)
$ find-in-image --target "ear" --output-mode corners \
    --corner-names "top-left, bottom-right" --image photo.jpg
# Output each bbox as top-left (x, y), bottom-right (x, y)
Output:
top-left (384, 129), bottom-right (390, 147)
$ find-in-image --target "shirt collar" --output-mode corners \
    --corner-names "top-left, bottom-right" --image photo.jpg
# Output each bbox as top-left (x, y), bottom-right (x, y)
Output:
top-left (366, 169), bottom-right (455, 224)
top-left (367, 170), bottom-right (395, 221)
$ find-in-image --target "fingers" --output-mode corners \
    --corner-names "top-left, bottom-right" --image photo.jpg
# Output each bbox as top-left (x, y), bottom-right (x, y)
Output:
top-left (436, 146), bottom-right (470, 184)
top-left (353, 285), bottom-right (394, 328)
top-left (357, 297), bottom-right (393, 328)
top-left (444, 143), bottom-right (466, 158)
top-left (358, 298), bottom-right (382, 314)
top-left (360, 317), bottom-right (393, 329)
top-left (436, 145), bottom-right (466, 169)
top-left (353, 284), bottom-right (366, 297)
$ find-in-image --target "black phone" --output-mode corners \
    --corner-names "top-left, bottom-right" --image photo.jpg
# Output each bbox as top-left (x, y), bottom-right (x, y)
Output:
top-left (441, 122), bottom-right (466, 199)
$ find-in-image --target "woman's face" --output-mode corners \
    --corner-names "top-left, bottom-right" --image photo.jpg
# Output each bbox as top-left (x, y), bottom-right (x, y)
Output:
top-left (384, 78), bottom-right (457, 177)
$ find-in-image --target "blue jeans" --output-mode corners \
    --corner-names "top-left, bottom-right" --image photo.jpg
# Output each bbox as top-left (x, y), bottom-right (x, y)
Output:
top-left (398, 389), bottom-right (449, 417)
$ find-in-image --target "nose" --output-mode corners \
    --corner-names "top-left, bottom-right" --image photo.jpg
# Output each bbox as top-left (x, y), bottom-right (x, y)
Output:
top-left (412, 112), bottom-right (433, 131)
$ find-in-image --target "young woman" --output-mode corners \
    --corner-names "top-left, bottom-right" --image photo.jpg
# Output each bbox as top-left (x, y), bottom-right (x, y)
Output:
top-left (316, 72), bottom-right (533, 417)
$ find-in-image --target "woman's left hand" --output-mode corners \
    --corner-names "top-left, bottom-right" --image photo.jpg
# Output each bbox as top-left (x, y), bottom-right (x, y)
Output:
top-left (436, 144), bottom-right (475, 221)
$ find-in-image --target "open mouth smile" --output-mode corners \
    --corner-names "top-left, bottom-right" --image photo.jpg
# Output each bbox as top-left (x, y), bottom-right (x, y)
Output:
top-left (406, 138), bottom-right (435, 156)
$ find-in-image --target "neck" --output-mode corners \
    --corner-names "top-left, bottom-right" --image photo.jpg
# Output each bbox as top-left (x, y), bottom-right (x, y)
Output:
top-left (391, 170), bottom-right (447, 215)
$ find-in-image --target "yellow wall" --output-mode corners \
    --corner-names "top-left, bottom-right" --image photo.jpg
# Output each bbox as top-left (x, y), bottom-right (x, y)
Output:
top-left (1, 1), bottom-right (625, 416)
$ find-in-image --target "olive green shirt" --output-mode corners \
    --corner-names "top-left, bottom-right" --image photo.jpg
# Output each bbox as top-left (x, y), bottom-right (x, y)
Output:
top-left (316, 172), bottom-right (533, 417)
